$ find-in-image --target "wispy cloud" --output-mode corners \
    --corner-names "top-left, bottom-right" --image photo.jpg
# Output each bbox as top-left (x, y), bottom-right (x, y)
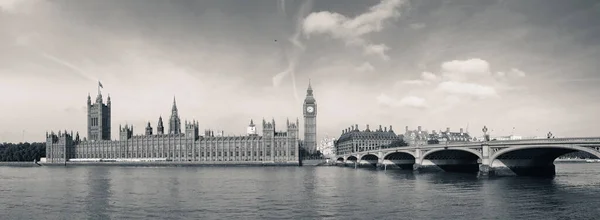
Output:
top-left (302, 0), bottom-right (407, 61)
top-left (272, 0), bottom-right (314, 102)
top-left (15, 33), bottom-right (97, 81)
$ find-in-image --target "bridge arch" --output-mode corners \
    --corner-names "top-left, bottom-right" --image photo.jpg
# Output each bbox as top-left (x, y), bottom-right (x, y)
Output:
top-left (490, 145), bottom-right (600, 164)
top-left (336, 157), bottom-right (344, 162)
top-left (383, 151), bottom-right (416, 170)
top-left (346, 155), bottom-right (358, 162)
top-left (359, 154), bottom-right (379, 167)
top-left (418, 148), bottom-right (483, 173)
top-left (360, 154), bottom-right (379, 161)
top-left (420, 148), bottom-right (483, 164)
top-left (383, 150), bottom-right (416, 159)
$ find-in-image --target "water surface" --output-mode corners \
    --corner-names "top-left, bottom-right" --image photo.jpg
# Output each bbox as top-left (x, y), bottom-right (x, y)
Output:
top-left (1, 164), bottom-right (599, 219)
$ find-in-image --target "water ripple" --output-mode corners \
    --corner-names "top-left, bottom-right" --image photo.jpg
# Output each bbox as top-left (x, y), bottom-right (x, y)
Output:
top-left (0, 164), bottom-right (599, 219)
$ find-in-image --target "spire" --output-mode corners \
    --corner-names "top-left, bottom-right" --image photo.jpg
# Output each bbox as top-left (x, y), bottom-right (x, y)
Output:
top-left (306, 79), bottom-right (313, 96)
top-left (172, 96), bottom-right (178, 112)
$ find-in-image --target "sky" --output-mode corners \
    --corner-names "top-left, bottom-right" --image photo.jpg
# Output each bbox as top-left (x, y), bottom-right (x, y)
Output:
top-left (1, 0), bottom-right (600, 143)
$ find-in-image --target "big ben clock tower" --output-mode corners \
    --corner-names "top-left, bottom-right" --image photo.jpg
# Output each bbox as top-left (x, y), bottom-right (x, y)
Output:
top-left (303, 80), bottom-right (317, 154)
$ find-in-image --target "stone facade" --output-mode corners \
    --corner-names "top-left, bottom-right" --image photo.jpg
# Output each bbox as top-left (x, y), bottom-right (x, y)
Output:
top-left (45, 91), bottom-right (300, 165)
top-left (335, 124), bottom-right (401, 155)
top-left (87, 93), bottom-right (111, 141)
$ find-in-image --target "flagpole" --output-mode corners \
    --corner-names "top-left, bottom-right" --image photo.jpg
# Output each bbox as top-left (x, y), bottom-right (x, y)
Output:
top-left (98, 80), bottom-right (101, 95)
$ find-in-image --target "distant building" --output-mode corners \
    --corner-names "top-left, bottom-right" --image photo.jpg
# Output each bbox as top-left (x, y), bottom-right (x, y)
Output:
top-left (404, 126), bottom-right (429, 146)
top-left (44, 90), bottom-right (300, 165)
top-left (317, 136), bottom-right (336, 158)
top-left (494, 135), bottom-right (522, 141)
top-left (334, 124), bottom-right (401, 155)
top-left (429, 127), bottom-right (472, 144)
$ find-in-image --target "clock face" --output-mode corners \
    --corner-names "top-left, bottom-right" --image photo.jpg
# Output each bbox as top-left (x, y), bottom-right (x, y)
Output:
top-left (306, 106), bottom-right (314, 113)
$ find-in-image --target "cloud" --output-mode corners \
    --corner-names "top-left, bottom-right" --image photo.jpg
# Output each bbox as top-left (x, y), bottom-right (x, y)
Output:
top-left (436, 81), bottom-right (498, 99)
top-left (401, 80), bottom-right (429, 85)
top-left (0, 0), bottom-right (22, 12)
top-left (441, 58), bottom-right (492, 81)
top-left (401, 71), bottom-right (438, 85)
top-left (509, 68), bottom-right (526, 77)
top-left (421, 71), bottom-right (437, 81)
top-left (377, 93), bottom-right (427, 108)
top-left (0, 0), bottom-right (40, 14)
top-left (302, 0), bottom-right (407, 61)
top-left (355, 62), bottom-right (375, 72)
top-left (496, 68), bottom-right (526, 78)
top-left (398, 96), bottom-right (427, 108)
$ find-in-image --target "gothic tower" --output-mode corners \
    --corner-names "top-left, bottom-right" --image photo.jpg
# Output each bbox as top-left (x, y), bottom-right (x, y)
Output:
top-left (303, 80), bottom-right (317, 154)
top-left (169, 97), bottom-right (182, 134)
top-left (247, 119), bottom-right (257, 136)
top-left (157, 116), bottom-right (164, 134)
top-left (87, 91), bottom-right (111, 141)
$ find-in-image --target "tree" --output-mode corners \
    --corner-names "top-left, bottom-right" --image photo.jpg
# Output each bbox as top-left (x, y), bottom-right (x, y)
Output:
top-left (0, 142), bottom-right (46, 162)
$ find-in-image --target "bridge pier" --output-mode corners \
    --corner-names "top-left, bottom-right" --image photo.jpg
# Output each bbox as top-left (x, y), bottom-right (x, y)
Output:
top-left (478, 164), bottom-right (492, 177)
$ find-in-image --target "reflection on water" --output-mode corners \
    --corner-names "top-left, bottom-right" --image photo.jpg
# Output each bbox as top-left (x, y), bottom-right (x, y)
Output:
top-left (0, 164), bottom-right (599, 219)
top-left (85, 167), bottom-right (112, 220)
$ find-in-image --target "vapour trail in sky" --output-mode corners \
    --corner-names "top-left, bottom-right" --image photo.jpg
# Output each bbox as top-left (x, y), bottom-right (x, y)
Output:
top-left (272, 0), bottom-right (313, 103)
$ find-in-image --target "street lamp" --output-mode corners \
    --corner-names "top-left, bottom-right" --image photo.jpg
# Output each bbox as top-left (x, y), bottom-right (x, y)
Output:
top-left (482, 126), bottom-right (489, 142)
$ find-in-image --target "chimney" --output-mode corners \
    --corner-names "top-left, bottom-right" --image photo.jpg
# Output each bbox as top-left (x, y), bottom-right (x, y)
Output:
top-left (351, 125), bottom-right (354, 131)
top-left (460, 128), bottom-right (464, 134)
top-left (389, 125), bottom-right (393, 132)
top-left (355, 124), bottom-right (359, 131)
top-left (366, 124), bottom-right (370, 131)
top-left (384, 127), bottom-right (388, 132)
top-left (405, 126), bottom-right (409, 132)
top-left (446, 127), bottom-right (450, 133)
top-left (418, 126), bottom-right (422, 132)
top-left (379, 125), bottom-right (383, 132)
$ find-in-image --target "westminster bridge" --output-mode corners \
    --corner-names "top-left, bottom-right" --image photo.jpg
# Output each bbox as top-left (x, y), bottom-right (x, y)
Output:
top-left (335, 137), bottom-right (600, 177)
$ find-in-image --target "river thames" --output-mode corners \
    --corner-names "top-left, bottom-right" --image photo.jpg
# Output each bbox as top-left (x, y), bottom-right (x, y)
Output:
top-left (1, 163), bottom-right (599, 220)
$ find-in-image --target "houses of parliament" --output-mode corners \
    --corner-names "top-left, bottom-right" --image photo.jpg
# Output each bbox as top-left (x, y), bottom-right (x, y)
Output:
top-left (43, 82), bottom-right (318, 165)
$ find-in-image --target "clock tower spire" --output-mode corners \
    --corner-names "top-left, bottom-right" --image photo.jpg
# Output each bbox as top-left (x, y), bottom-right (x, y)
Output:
top-left (303, 79), bottom-right (317, 155)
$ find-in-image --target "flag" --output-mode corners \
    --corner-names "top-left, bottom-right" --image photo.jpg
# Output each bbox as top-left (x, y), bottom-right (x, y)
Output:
top-left (98, 81), bottom-right (103, 88)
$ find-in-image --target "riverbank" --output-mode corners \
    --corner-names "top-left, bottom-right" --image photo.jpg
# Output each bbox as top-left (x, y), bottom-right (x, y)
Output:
top-left (555, 159), bottom-right (600, 163)
top-left (39, 161), bottom-right (300, 167)
top-left (0, 162), bottom-right (41, 167)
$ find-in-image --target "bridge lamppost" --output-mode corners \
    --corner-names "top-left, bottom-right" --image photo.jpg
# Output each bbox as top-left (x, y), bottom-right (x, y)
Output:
top-left (482, 126), bottom-right (489, 142)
